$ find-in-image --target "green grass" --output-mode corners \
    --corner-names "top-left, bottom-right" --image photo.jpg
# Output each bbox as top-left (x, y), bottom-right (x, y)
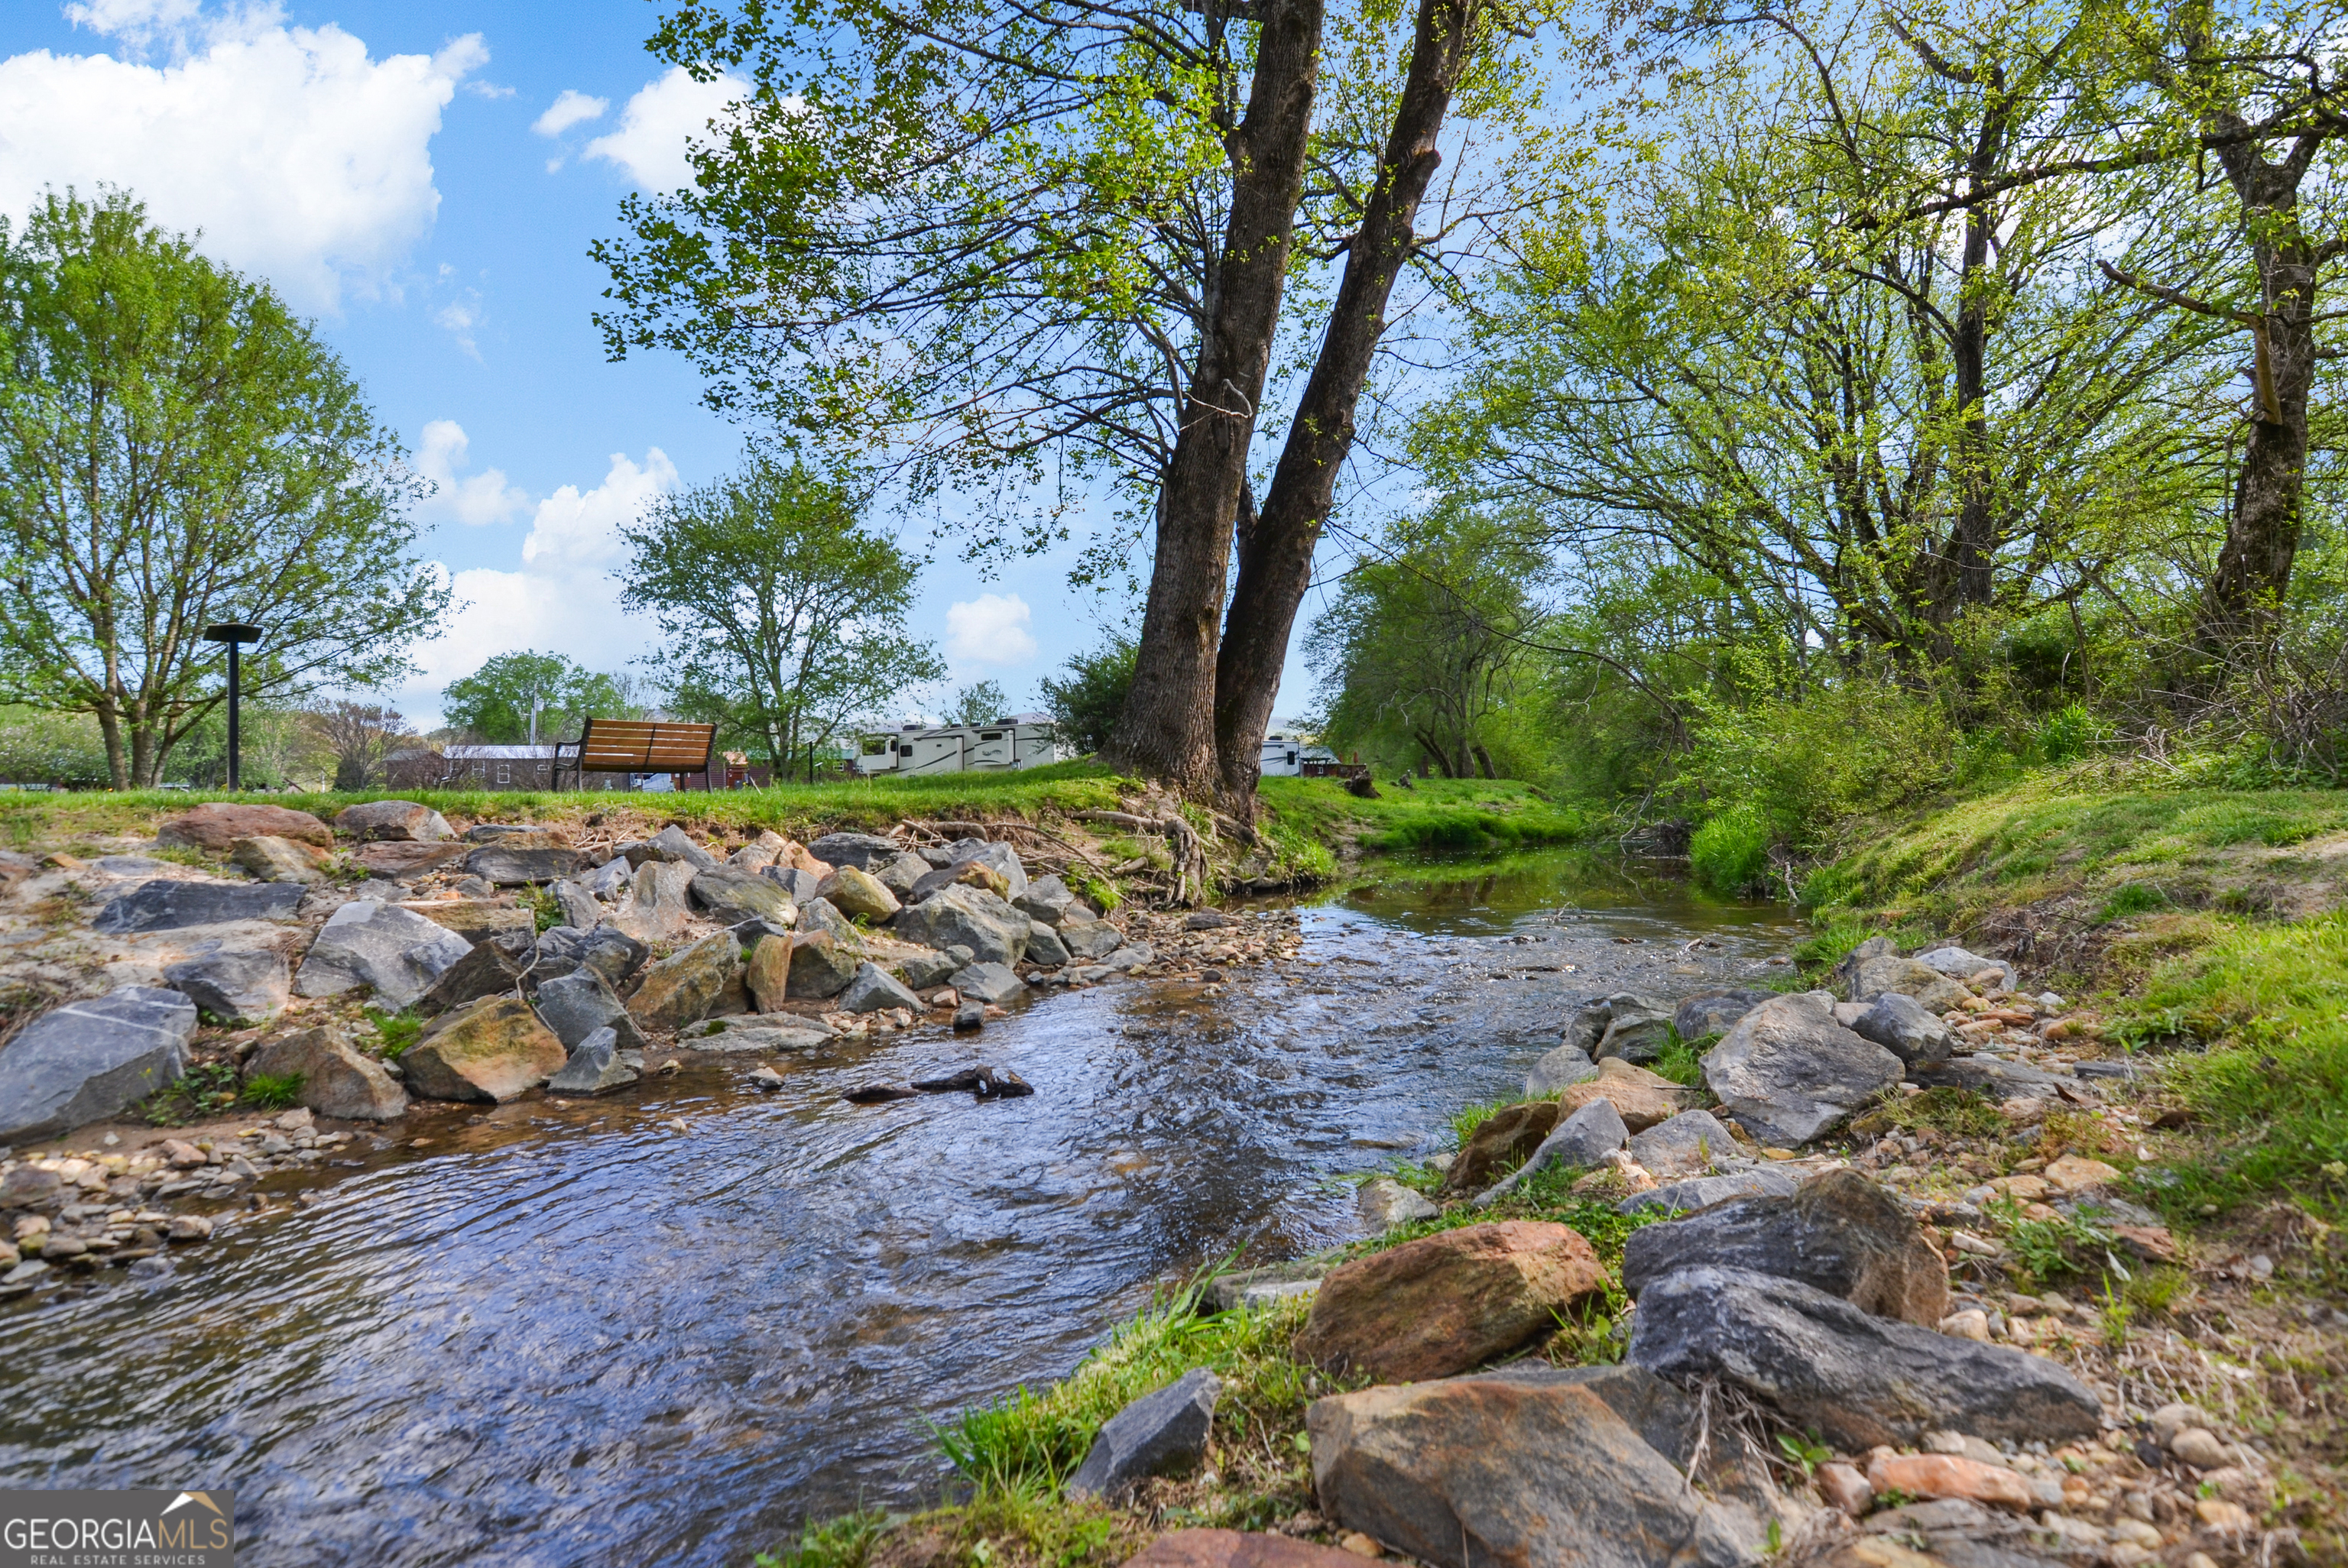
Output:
top-left (367, 1007), bottom-right (424, 1058)
top-left (1255, 776), bottom-right (1587, 854)
top-left (239, 1071), bottom-right (305, 1111)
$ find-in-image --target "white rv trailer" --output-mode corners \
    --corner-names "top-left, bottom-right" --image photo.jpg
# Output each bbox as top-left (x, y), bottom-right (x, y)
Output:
top-left (1257, 727), bottom-right (1341, 777)
top-left (854, 718), bottom-right (1059, 776)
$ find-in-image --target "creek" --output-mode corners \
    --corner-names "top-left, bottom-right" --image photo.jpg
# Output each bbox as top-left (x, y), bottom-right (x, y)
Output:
top-left (0, 850), bottom-right (1801, 1567)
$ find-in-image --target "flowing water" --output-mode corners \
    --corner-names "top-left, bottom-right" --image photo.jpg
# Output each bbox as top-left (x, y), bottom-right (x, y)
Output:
top-left (0, 850), bottom-right (1802, 1567)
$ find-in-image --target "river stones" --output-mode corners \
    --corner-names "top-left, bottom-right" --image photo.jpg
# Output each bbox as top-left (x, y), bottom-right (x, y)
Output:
top-left (1294, 1221), bottom-right (1607, 1382)
top-left (816, 865), bottom-right (900, 922)
top-left (611, 860), bottom-right (695, 943)
top-left (332, 800), bottom-right (454, 841)
top-left (837, 961), bottom-right (923, 1013)
top-left (417, 934), bottom-right (534, 1016)
top-left (163, 948), bottom-right (290, 1025)
top-left (1474, 1099), bottom-right (1630, 1209)
top-left (689, 867), bottom-right (799, 925)
top-left (1068, 1368), bottom-right (1221, 1497)
top-left (465, 844), bottom-right (585, 886)
top-left (296, 900), bottom-right (474, 1011)
top-left (229, 835), bottom-right (328, 883)
top-left (1443, 1100), bottom-right (1561, 1195)
top-left (93, 879), bottom-right (306, 934)
top-left (1701, 991), bottom-right (1903, 1146)
top-left (244, 1026), bottom-right (408, 1120)
top-left (155, 802), bottom-right (332, 852)
top-left (627, 931), bottom-right (741, 1030)
top-left (399, 996), bottom-right (569, 1102)
top-left (890, 883), bottom-right (1031, 967)
top-left (0, 986), bottom-right (197, 1142)
top-left (546, 1026), bottom-right (640, 1095)
top-left (806, 832), bottom-right (900, 870)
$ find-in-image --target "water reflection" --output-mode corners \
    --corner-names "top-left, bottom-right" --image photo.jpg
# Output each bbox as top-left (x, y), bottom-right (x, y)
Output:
top-left (0, 850), bottom-right (1799, 1567)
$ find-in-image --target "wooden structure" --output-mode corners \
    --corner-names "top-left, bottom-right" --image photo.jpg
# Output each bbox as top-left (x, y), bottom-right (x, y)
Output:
top-left (553, 719), bottom-right (720, 792)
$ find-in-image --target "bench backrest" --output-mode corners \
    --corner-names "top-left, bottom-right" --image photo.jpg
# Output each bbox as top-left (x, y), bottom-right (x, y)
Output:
top-left (568, 719), bottom-right (718, 774)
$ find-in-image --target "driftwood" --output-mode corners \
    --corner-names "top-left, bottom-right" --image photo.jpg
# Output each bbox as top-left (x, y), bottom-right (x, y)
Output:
top-left (1075, 810), bottom-right (1208, 907)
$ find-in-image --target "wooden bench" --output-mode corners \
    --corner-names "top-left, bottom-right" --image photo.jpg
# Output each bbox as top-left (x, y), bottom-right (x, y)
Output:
top-left (553, 719), bottom-right (720, 791)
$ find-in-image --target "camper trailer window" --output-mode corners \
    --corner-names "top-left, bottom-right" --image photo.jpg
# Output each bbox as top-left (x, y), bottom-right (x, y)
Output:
top-left (861, 736), bottom-right (889, 756)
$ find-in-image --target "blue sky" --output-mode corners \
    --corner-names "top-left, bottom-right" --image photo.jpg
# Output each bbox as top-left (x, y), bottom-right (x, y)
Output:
top-left (0, 0), bottom-right (1319, 731)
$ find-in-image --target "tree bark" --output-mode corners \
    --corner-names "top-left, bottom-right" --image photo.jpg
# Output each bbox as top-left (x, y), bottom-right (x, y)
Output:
top-left (1948, 72), bottom-right (2006, 614)
top-left (1211, 0), bottom-right (1483, 805)
top-left (1103, 0), bottom-right (1325, 792)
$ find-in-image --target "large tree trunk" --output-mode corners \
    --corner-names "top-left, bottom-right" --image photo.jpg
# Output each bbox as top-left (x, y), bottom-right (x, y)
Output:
top-left (2203, 141), bottom-right (2322, 642)
top-left (1104, 0), bottom-right (1325, 792)
top-left (1948, 78), bottom-right (2006, 613)
top-left (1211, 0), bottom-right (1483, 805)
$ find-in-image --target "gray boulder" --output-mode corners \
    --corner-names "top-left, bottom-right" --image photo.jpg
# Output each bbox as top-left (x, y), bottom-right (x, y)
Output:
top-left (837, 962), bottom-right (923, 1014)
top-left (1358, 1177), bottom-right (1440, 1229)
top-left (689, 867), bottom-right (799, 925)
top-left (891, 883), bottom-right (1032, 966)
top-left (1852, 992), bottom-right (1954, 1065)
top-left (1701, 991), bottom-right (1904, 1145)
top-left (786, 933), bottom-right (863, 999)
top-left (1596, 994), bottom-right (1676, 1064)
top-left (1672, 991), bottom-right (1772, 1042)
top-left (796, 896), bottom-right (860, 946)
top-left (763, 865), bottom-right (824, 903)
top-left (163, 948), bottom-right (290, 1024)
top-left (949, 961), bottom-right (1026, 1004)
top-left (530, 925), bottom-right (588, 982)
top-left (465, 844), bottom-right (586, 886)
top-left (1523, 1043), bottom-right (1600, 1096)
top-left (1059, 917), bottom-right (1124, 961)
top-left (806, 831), bottom-right (900, 870)
top-left (896, 948), bottom-right (958, 990)
top-left (332, 800), bottom-right (453, 841)
top-left (1013, 873), bottom-right (1078, 925)
top-left (243, 1026), bottom-right (407, 1121)
top-left (416, 934), bottom-right (534, 1016)
top-left (611, 860), bottom-right (695, 943)
top-left (1908, 1056), bottom-right (2071, 1101)
top-left (0, 986), bottom-right (198, 1142)
top-left (948, 838), bottom-right (1028, 898)
top-left (576, 926), bottom-right (649, 986)
top-left (584, 857), bottom-right (633, 900)
top-left (1617, 1167), bottom-right (1799, 1216)
top-left (547, 1026), bottom-right (640, 1095)
top-left (874, 852), bottom-right (932, 898)
top-left (296, 901), bottom-right (474, 1010)
top-left (1474, 1098), bottom-right (1628, 1208)
top-left (1562, 999), bottom-right (1611, 1056)
top-left (550, 880), bottom-right (601, 932)
top-left (1068, 1368), bottom-right (1221, 1498)
top-left (1848, 953), bottom-right (1971, 1012)
top-left (1023, 922), bottom-right (1071, 968)
top-left (1627, 1110), bottom-right (1740, 1178)
top-left (1914, 944), bottom-right (2016, 990)
top-left (647, 824), bottom-right (718, 868)
top-left (1829, 935), bottom-right (1896, 991)
top-left (533, 970), bottom-right (651, 1054)
top-left (93, 879), bottom-right (305, 933)
top-left (1626, 1264), bottom-right (2103, 1450)
top-left (1620, 1169), bottom-right (1951, 1326)
top-left (1307, 1365), bottom-right (1754, 1568)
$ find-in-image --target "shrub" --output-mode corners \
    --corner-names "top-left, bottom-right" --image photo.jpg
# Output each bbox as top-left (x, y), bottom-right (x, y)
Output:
top-left (1689, 805), bottom-right (1772, 895)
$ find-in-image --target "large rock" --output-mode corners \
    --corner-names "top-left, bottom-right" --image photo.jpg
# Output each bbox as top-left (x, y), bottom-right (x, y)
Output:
top-left (1909, 1057), bottom-right (2069, 1101)
top-left (1024, 922), bottom-right (1072, 967)
top-left (873, 851), bottom-right (932, 898)
top-left (742, 934), bottom-right (793, 1012)
top-left (947, 961), bottom-right (1025, 1004)
top-left (585, 856), bottom-right (634, 900)
top-left (909, 859), bottom-right (1011, 902)
top-left (1012, 873), bottom-right (1078, 925)
top-left (163, 948), bottom-right (290, 1024)
top-left (576, 926), bottom-right (649, 987)
top-left (645, 824), bottom-right (718, 868)
top-left (1360, 1177), bottom-right (1441, 1229)
top-left (400, 996), bottom-right (569, 1102)
top-left (1702, 993), bottom-right (1903, 1146)
top-left (533, 970), bottom-right (651, 1054)
top-left (1307, 1366), bottom-right (1753, 1568)
top-left (1595, 994), bottom-right (1676, 1064)
top-left (1121, 1531), bottom-right (1371, 1568)
top-left (244, 1026), bottom-right (407, 1120)
top-left (1556, 1058), bottom-right (1690, 1133)
top-left (945, 838), bottom-right (1028, 898)
top-left (1913, 945), bottom-right (2016, 990)
top-left (816, 865), bottom-right (900, 921)
top-left (0, 986), bottom-right (196, 1142)
top-left (93, 879), bottom-right (305, 933)
top-left (229, 834), bottom-right (327, 883)
top-left (332, 800), bottom-right (453, 842)
top-left (764, 865), bottom-right (824, 903)
top-left (1621, 1169), bottom-right (1949, 1325)
top-left (627, 931), bottom-right (741, 1030)
top-left (1626, 1110), bottom-right (1740, 1178)
top-left (1060, 917), bottom-right (1124, 961)
top-left (806, 831), bottom-right (901, 870)
top-left (1850, 992), bottom-right (1954, 1066)
top-left (401, 899), bottom-right (535, 945)
top-left (416, 935), bottom-right (533, 1016)
top-left (1477, 1098), bottom-right (1630, 1208)
top-left (689, 867), bottom-right (800, 925)
top-left (786, 932), bottom-right (862, 999)
top-left (1848, 954), bottom-right (1970, 1012)
top-left (1524, 1042), bottom-right (1600, 1096)
top-left (350, 841), bottom-right (470, 880)
top-left (1442, 1099), bottom-right (1562, 1194)
top-left (1293, 1221), bottom-right (1607, 1382)
top-left (1067, 1367), bottom-right (1221, 1497)
top-left (465, 844), bottom-right (585, 886)
top-left (1626, 1265), bottom-right (2103, 1449)
top-left (897, 948), bottom-right (958, 990)
top-left (1673, 991), bottom-right (1774, 1041)
top-left (546, 1026), bottom-right (640, 1096)
top-left (156, 802), bottom-right (331, 851)
top-left (297, 901), bottom-right (474, 1010)
top-left (611, 860), bottom-right (694, 943)
top-left (837, 962), bottom-right (923, 1014)
top-left (1617, 1168), bottom-right (1798, 1215)
top-left (890, 882), bottom-right (1032, 966)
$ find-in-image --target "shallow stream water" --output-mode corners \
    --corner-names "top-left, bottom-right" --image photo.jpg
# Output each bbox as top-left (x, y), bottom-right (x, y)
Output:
top-left (0, 850), bottom-right (1802, 1567)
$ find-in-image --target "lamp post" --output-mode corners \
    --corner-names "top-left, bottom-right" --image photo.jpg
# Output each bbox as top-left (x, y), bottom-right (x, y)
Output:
top-left (201, 624), bottom-right (263, 790)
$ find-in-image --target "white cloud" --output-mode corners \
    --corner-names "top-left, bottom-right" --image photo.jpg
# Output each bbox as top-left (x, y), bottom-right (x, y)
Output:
top-left (945, 594), bottom-right (1039, 665)
top-left (433, 296), bottom-right (483, 359)
top-left (585, 66), bottom-right (744, 191)
top-left (0, 2), bottom-right (483, 310)
top-left (397, 449), bottom-right (677, 726)
top-left (413, 420), bottom-right (528, 526)
top-left (532, 88), bottom-right (607, 138)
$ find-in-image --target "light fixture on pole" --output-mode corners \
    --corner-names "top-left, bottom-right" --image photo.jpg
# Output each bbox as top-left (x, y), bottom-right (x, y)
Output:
top-left (201, 624), bottom-right (263, 790)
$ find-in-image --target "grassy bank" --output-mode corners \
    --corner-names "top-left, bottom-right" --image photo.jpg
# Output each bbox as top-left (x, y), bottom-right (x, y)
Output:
top-left (1800, 776), bottom-right (2348, 1220)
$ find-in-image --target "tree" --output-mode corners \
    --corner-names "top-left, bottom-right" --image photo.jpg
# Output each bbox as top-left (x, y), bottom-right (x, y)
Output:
top-left (0, 189), bottom-right (450, 789)
top-left (942, 681), bottom-right (1007, 727)
top-left (1039, 633), bottom-right (1139, 754)
top-left (440, 652), bottom-right (631, 744)
top-left (618, 458), bottom-right (944, 778)
top-left (311, 698), bottom-right (413, 789)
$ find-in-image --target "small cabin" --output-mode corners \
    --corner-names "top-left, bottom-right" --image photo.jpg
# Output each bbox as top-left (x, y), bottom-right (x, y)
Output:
top-left (854, 717), bottom-right (1059, 776)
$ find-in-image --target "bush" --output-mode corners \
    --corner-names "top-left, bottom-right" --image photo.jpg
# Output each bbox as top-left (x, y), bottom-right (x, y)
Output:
top-left (1688, 805), bottom-right (1772, 895)
top-left (1678, 680), bottom-right (1960, 856)
top-left (1039, 636), bottom-right (1137, 756)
